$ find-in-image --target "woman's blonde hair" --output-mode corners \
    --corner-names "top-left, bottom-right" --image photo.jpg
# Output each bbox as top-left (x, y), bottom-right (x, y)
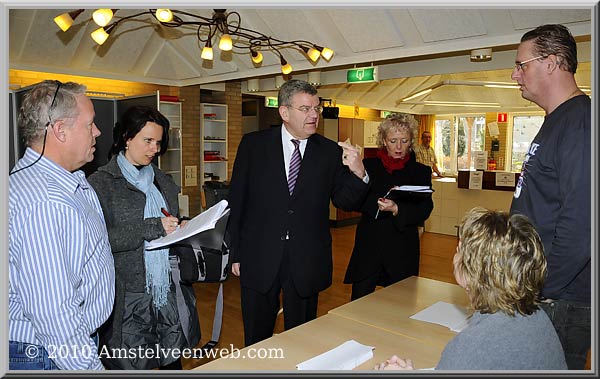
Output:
top-left (457, 207), bottom-right (546, 316)
top-left (376, 113), bottom-right (418, 149)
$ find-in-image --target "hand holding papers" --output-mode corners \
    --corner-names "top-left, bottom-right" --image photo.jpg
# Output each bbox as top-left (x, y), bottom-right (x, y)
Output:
top-left (147, 199), bottom-right (229, 250)
top-left (296, 340), bottom-right (374, 370)
top-left (409, 301), bottom-right (471, 333)
top-left (375, 185), bottom-right (434, 219)
top-left (338, 138), bottom-right (366, 179)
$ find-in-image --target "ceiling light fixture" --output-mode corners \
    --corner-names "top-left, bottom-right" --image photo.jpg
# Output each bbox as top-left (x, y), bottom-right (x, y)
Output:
top-left (397, 80), bottom-right (528, 105)
top-left (402, 88), bottom-right (433, 102)
top-left (483, 83), bottom-right (521, 89)
top-left (470, 48), bottom-right (492, 62)
top-left (422, 100), bottom-right (501, 108)
top-left (53, 9), bottom-right (334, 75)
top-left (92, 9), bottom-right (116, 27)
top-left (247, 78), bottom-right (260, 92)
top-left (308, 71), bottom-right (321, 86)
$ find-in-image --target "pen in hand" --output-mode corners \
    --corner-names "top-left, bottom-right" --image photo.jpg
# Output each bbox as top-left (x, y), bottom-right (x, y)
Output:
top-left (161, 208), bottom-right (180, 225)
top-left (161, 208), bottom-right (191, 225)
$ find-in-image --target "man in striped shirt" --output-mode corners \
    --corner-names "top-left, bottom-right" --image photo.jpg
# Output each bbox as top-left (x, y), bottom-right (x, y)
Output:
top-left (9, 81), bottom-right (115, 370)
top-left (414, 131), bottom-right (443, 178)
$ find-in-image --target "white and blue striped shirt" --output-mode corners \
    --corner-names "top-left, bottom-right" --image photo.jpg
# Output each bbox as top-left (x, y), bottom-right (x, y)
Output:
top-left (9, 148), bottom-right (115, 370)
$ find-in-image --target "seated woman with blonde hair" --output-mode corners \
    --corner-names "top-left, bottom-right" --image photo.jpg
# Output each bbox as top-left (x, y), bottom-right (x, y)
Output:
top-left (375, 207), bottom-right (567, 370)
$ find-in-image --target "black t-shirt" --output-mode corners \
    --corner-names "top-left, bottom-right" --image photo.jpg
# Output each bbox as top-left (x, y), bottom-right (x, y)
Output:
top-left (510, 95), bottom-right (591, 302)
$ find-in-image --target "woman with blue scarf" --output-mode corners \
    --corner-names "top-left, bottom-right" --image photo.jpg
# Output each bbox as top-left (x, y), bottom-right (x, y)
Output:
top-left (88, 106), bottom-right (200, 370)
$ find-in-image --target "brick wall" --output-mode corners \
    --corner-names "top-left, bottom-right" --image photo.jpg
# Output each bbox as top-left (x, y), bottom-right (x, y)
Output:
top-left (484, 112), bottom-right (509, 171)
top-left (180, 85), bottom-right (202, 215)
top-left (225, 81), bottom-right (242, 181)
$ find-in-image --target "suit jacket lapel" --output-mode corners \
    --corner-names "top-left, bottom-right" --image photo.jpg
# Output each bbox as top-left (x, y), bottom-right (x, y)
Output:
top-left (267, 127), bottom-right (289, 196)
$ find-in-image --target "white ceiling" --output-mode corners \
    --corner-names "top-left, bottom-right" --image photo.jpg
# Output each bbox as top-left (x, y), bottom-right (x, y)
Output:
top-left (8, 7), bottom-right (593, 114)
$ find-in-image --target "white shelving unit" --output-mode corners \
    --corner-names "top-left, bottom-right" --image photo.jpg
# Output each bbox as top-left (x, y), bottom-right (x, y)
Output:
top-left (158, 101), bottom-right (182, 187)
top-left (200, 103), bottom-right (228, 186)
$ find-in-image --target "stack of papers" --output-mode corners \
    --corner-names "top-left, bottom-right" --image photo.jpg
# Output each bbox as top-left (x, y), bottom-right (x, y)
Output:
top-left (409, 301), bottom-right (471, 333)
top-left (146, 200), bottom-right (229, 250)
top-left (296, 340), bottom-right (374, 370)
top-left (375, 185), bottom-right (434, 219)
top-left (387, 185), bottom-right (433, 194)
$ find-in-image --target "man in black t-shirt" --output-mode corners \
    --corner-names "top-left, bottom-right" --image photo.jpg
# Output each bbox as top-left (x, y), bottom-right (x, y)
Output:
top-left (510, 24), bottom-right (591, 370)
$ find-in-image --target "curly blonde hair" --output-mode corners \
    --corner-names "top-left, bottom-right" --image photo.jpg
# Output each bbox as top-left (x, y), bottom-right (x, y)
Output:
top-left (376, 113), bottom-right (419, 149)
top-left (457, 207), bottom-right (546, 316)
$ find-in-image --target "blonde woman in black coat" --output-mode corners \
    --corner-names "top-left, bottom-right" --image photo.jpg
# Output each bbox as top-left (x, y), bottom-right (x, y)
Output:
top-left (344, 113), bottom-right (433, 300)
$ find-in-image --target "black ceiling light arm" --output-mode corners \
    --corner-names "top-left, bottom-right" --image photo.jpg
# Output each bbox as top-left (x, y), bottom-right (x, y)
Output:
top-left (54, 8), bottom-right (335, 74)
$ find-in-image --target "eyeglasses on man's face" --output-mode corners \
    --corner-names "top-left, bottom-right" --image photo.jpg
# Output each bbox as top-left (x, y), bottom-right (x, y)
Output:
top-left (287, 105), bottom-right (324, 114)
top-left (514, 56), bottom-right (547, 72)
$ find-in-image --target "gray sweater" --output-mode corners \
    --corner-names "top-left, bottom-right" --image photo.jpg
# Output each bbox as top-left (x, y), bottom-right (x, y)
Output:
top-left (88, 156), bottom-right (180, 293)
top-left (436, 309), bottom-right (567, 370)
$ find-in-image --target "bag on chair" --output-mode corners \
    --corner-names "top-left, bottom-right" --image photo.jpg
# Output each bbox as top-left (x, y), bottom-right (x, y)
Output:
top-left (172, 210), bottom-right (230, 351)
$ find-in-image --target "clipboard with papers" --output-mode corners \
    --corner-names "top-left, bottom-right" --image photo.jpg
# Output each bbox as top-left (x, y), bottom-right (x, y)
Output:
top-left (146, 199), bottom-right (229, 250)
top-left (375, 185), bottom-right (434, 219)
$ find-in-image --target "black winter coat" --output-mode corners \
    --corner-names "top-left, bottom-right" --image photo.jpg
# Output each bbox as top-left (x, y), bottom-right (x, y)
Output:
top-left (344, 153), bottom-right (433, 285)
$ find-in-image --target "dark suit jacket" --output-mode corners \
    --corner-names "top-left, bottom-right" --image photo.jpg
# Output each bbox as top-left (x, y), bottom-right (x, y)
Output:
top-left (228, 126), bottom-right (369, 297)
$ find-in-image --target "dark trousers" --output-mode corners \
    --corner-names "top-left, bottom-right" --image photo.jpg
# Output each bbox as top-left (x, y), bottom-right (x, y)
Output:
top-left (540, 299), bottom-right (590, 370)
top-left (241, 245), bottom-right (319, 346)
top-left (350, 268), bottom-right (397, 301)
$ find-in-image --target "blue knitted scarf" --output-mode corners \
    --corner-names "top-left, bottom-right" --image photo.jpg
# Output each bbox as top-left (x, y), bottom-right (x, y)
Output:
top-left (117, 152), bottom-right (170, 309)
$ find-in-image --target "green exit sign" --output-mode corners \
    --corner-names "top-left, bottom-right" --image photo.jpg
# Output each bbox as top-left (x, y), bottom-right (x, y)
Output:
top-left (347, 67), bottom-right (378, 83)
top-left (264, 97), bottom-right (279, 108)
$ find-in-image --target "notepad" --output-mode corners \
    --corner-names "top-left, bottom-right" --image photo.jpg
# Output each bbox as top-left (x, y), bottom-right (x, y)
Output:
top-left (409, 301), bottom-right (470, 333)
top-left (296, 340), bottom-right (374, 370)
top-left (146, 199), bottom-right (229, 250)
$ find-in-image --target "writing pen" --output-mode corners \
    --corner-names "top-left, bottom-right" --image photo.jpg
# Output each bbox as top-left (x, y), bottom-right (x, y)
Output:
top-left (161, 208), bottom-right (181, 225)
top-left (161, 208), bottom-right (191, 224)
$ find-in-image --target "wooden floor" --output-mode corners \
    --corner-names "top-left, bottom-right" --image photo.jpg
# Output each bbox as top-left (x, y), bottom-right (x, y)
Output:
top-left (182, 226), bottom-right (459, 369)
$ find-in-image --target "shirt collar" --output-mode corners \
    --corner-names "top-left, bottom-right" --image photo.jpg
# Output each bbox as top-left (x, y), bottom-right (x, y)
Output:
top-left (281, 124), bottom-right (307, 148)
top-left (21, 148), bottom-right (89, 193)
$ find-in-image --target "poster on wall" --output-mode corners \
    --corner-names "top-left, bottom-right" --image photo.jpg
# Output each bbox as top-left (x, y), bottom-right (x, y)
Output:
top-left (495, 172), bottom-right (516, 187)
top-left (487, 121), bottom-right (500, 137)
top-left (364, 121), bottom-right (379, 148)
top-left (469, 171), bottom-right (483, 190)
top-left (473, 151), bottom-right (488, 171)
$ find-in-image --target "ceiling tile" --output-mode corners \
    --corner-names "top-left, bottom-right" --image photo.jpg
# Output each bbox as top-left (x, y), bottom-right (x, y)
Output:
top-left (409, 9), bottom-right (486, 42)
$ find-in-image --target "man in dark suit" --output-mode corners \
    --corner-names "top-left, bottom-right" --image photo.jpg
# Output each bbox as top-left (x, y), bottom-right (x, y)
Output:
top-left (228, 80), bottom-right (369, 346)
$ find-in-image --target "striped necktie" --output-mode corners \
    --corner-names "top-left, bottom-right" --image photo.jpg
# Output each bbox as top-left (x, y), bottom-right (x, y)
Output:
top-left (288, 139), bottom-right (302, 194)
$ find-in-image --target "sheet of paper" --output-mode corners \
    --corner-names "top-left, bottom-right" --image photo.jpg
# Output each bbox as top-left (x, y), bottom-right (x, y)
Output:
top-left (409, 301), bottom-right (471, 333)
top-left (487, 121), bottom-right (500, 137)
top-left (495, 172), bottom-right (516, 187)
top-left (375, 185), bottom-right (433, 219)
top-left (468, 171), bottom-right (483, 190)
top-left (389, 185), bottom-right (433, 193)
top-left (296, 340), bottom-right (374, 370)
top-left (473, 151), bottom-right (488, 171)
top-left (146, 199), bottom-right (229, 250)
top-left (341, 138), bottom-right (363, 155)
